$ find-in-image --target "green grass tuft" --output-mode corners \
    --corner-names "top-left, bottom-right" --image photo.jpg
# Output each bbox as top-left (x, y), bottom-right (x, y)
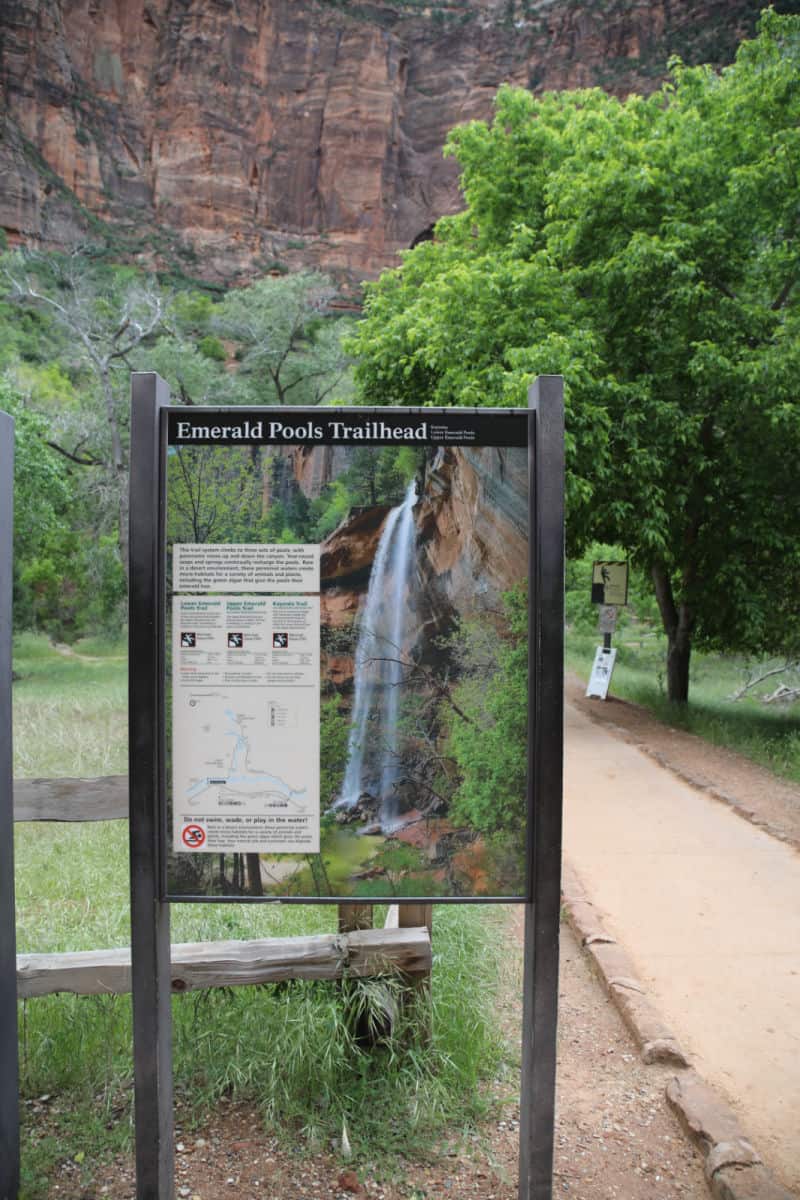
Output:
top-left (13, 634), bottom-right (128, 778)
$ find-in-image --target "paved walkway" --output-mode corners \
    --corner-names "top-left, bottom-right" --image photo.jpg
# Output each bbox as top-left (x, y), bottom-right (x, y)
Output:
top-left (563, 701), bottom-right (800, 1194)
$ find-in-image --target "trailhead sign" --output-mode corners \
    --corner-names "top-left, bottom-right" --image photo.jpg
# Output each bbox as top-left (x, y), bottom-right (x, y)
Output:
top-left (164, 405), bottom-right (533, 901)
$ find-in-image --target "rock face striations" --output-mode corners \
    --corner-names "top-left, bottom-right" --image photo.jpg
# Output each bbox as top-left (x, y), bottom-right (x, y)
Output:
top-left (312, 442), bottom-right (528, 691)
top-left (1, 0), bottom-right (767, 283)
top-left (415, 446), bottom-right (528, 617)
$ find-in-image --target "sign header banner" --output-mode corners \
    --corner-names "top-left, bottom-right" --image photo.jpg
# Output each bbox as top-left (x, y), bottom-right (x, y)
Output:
top-left (167, 408), bottom-right (528, 448)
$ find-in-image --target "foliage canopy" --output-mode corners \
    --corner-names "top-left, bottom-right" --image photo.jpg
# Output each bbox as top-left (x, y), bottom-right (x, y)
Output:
top-left (349, 10), bottom-right (800, 700)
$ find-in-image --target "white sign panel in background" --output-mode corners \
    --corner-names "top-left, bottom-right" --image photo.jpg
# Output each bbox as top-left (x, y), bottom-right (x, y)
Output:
top-left (172, 593), bottom-right (320, 854)
top-left (586, 647), bottom-right (617, 700)
top-left (174, 543), bottom-right (320, 593)
top-left (597, 605), bottom-right (618, 634)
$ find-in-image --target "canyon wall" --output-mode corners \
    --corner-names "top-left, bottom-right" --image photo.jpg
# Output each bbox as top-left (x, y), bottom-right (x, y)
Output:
top-left (0, 0), bottom-right (770, 285)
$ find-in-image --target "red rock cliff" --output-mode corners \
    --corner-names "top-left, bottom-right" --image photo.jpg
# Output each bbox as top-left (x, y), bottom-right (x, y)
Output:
top-left (0, 0), bottom-right (768, 284)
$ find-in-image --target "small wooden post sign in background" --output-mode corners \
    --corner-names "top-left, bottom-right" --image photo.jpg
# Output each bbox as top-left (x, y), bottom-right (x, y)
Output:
top-left (127, 374), bottom-right (565, 1200)
top-left (589, 561), bottom-right (628, 700)
top-left (591, 560), bottom-right (629, 606)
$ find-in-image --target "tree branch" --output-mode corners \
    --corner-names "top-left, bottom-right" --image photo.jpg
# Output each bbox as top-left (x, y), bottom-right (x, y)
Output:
top-left (771, 274), bottom-right (797, 311)
top-left (365, 654), bottom-right (476, 727)
top-left (730, 660), bottom-right (799, 701)
top-left (46, 440), bottom-right (103, 466)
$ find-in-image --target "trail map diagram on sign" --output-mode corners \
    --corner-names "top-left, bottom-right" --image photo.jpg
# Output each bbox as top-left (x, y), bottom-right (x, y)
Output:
top-left (172, 590), bottom-right (320, 854)
top-left (184, 701), bottom-right (309, 812)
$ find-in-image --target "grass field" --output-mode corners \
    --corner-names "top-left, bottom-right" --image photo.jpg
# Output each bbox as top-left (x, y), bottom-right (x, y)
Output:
top-left (12, 635), bottom-right (511, 1197)
top-left (12, 632), bottom-right (128, 779)
top-left (566, 627), bottom-right (800, 785)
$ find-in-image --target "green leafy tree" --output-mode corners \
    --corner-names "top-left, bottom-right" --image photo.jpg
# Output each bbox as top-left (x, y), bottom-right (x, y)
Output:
top-left (349, 11), bottom-right (800, 702)
top-left (0, 377), bottom-right (84, 636)
top-left (166, 446), bottom-right (267, 546)
top-left (320, 696), bottom-right (350, 809)
top-left (214, 272), bottom-right (353, 407)
top-left (146, 335), bottom-right (233, 407)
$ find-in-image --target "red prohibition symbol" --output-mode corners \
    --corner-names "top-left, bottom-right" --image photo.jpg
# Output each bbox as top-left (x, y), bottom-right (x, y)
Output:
top-left (181, 823), bottom-right (206, 849)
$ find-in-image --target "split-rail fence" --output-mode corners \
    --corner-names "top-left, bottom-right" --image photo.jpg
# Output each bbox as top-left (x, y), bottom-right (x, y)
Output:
top-left (14, 775), bottom-right (432, 998)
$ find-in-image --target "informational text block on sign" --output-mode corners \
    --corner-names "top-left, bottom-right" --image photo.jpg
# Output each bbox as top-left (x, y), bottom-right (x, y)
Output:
top-left (174, 542), bottom-right (320, 593)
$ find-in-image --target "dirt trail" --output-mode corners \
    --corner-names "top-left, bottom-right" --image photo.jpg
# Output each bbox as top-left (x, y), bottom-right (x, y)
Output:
top-left (564, 689), bottom-right (800, 1193)
top-left (567, 675), bottom-right (800, 850)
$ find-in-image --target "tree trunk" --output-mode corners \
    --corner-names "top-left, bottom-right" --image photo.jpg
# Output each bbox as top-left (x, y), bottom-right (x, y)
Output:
top-left (245, 853), bottom-right (263, 896)
top-left (665, 620), bottom-right (692, 704)
top-left (118, 483), bottom-right (130, 584)
top-left (101, 366), bottom-right (130, 580)
top-left (651, 564), bottom-right (694, 704)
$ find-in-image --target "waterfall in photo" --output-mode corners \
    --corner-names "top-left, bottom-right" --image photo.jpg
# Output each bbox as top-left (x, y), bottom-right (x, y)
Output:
top-left (339, 480), bottom-right (417, 825)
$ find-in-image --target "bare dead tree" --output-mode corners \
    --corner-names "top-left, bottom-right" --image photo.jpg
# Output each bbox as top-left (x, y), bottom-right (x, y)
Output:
top-left (3, 248), bottom-right (166, 575)
top-left (730, 660), bottom-right (800, 703)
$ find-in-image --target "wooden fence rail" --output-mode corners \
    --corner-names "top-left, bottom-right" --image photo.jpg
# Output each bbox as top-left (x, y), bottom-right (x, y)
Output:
top-left (14, 776), bottom-right (127, 822)
top-left (17, 927), bottom-right (431, 999)
top-left (14, 776), bottom-right (434, 993)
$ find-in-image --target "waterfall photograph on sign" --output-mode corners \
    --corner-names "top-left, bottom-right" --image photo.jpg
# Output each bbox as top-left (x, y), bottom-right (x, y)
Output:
top-left (164, 415), bottom-right (530, 901)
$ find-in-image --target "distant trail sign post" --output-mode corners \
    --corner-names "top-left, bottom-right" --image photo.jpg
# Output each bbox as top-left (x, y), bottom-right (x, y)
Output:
top-left (0, 410), bottom-right (19, 1200)
top-left (128, 372), bottom-right (564, 1200)
top-left (591, 560), bottom-right (628, 608)
top-left (587, 560), bottom-right (628, 699)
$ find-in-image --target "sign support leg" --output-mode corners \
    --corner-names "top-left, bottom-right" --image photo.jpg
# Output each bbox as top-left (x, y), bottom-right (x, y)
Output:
top-left (519, 376), bottom-right (564, 1200)
top-left (0, 411), bottom-right (20, 1200)
top-left (129, 373), bottom-right (173, 1199)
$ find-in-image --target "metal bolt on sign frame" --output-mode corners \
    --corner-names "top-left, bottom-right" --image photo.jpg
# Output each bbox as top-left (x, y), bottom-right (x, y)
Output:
top-left (0, 410), bottom-right (20, 1200)
top-left (128, 373), bottom-right (564, 1200)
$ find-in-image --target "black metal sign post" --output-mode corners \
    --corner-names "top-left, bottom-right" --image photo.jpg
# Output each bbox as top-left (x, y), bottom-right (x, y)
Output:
top-left (128, 372), bottom-right (564, 1200)
top-left (129, 374), bottom-right (174, 1199)
top-left (519, 376), bottom-right (564, 1200)
top-left (0, 410), bottom-right (19, 1200)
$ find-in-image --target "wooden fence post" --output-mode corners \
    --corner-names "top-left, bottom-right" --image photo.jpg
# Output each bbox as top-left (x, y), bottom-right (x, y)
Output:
top-left (390, 905), bottom-right (433, 1041)
top-left (397, 904), bottom-right (432, 934)
top-left (338, 904), bottom-right (374, 933)
top-left (129, 372), bottom-right (173, 1200)
top-left (0, 409), bottom-right (20, 1200)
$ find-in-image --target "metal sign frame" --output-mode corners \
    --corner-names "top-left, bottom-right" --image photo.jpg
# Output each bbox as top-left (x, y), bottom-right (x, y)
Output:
top-left (0, 410), bottom-right (19, 1200)
top-left (128, 372), bottom-right (564, 1200)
